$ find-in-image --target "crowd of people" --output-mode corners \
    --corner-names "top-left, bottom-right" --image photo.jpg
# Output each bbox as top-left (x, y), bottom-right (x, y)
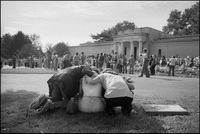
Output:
top-left (1, 49), bottom-right (199, 77)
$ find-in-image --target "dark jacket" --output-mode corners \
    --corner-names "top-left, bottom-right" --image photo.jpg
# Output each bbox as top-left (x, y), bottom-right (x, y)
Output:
top-left (47, 65), bottom-right (94, 105)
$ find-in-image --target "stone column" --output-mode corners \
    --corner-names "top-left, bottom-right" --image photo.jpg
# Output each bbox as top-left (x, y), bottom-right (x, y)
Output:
top-left (138, 41), bottom-right (143, 54)
top-left (130, 41), bottom-right (134, 57)
top-left (114, 43), bottom-right (117, 52)
top-left (121, 42), bottom-right (124, 55)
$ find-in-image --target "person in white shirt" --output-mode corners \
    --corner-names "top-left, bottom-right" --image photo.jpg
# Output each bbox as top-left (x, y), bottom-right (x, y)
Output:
top-left (138, 48), bottom-right (150, 77)
top-left (85, 72), bottom-right (134, 116)
top-left (168, 56), bottom-right (176, 77)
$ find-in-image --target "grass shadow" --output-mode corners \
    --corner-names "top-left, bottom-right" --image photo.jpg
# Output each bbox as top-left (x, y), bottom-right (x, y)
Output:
top-left (1, 90), bottom-right (167, 133)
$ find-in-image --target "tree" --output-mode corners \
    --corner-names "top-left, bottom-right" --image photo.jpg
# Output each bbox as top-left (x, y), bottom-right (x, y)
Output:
top-left (52, 42), bottom-right (69, 57)
top-left (90, 20), bottom-right (136, 42)
top-left (45, 43), bottom-right (53, 53)
top-left (162, 2), bottom-right (199, 35)
top-left (29, 34), bottom-right (42, 47)
top-left (1, 33), bottom-right (13, 58)
top-left (17, 43), bottom-right (44, 58)
top-left (9, 31), bottom-right (31, 57)
top-left (1, 31), bottom-right (44, 59)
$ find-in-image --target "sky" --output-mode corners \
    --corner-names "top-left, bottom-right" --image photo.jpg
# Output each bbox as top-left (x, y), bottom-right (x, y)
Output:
top-left (1, 1), bottom-right (198, 51)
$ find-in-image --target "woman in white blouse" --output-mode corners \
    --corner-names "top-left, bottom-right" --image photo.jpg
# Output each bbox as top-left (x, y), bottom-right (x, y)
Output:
top-left (78, 69), bottom-right (105, 113)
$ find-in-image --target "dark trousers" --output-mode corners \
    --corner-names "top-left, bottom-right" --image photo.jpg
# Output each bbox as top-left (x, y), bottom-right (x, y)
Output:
top-left (140, 59), bottom-right (150, 77)
top-left (12, 60), bottom-right (16, 69)
top-left (168, 65), bottom-right (175, 76)
top-left (48, 83), bottom-right (63, 102)
top-left (104, 97), bottom-right (133, 113)
top-left (150, 64), bottom-right (156, 75)
top-left (122, 64), bottom-right (127, 73)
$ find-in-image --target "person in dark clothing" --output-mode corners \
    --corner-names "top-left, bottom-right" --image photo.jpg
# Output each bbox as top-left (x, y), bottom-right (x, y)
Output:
top-left (12, 53), bottom-right (17, 69)
top-left (62, 51), bottom-right (72, 69)
top-left (98, 53), bottom-right (104, 71)
top-left (29, 65), bottom-right (95, 114)
top-left (149, 55), bottom-right (156, 75)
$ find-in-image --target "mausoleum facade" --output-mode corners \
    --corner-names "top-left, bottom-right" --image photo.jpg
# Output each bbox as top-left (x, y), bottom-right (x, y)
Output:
top-left (69, 27), bottom-right (199, 59)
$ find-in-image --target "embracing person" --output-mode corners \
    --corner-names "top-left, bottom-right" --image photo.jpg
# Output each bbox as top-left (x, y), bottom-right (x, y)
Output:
top-left (85, 70), bottom-right (134, 116)
top-left (29, 65), bottom-right (95, 114)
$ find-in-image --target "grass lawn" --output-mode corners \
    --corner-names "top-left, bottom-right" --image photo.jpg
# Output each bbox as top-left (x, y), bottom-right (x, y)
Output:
top-left (1, 67), bottom-right (199, 133)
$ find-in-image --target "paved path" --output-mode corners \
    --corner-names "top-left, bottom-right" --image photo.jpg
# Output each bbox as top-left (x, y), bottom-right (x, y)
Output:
top-left (1, 73), bottom-right (199, 99)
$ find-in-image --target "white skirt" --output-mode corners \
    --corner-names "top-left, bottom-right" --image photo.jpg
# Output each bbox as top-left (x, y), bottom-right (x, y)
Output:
top-left (78, 96), bottom-right (105, 113)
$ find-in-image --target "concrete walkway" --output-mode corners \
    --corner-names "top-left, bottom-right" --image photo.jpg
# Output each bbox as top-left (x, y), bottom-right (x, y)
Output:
top-left (1, 73), bottom-right (199, 99)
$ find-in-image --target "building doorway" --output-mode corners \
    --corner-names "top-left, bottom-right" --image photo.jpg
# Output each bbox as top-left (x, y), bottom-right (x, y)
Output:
top-left (134, 47), bottom-right (137, 59)
top-left (158, 49), bottom-right (162, 57)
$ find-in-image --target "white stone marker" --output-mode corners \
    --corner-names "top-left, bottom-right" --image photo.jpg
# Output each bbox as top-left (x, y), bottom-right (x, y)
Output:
top-left (142, 104), bottom-right (189, 115)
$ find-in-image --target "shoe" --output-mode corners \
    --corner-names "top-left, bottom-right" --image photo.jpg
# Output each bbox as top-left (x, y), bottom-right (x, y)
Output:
top-left (146, 76), bottom-right (150, 78)
top-left (121, 105), bottom-right (132, 117)
top-left (138, 75), bottom-right (143, 77)
top-left (36, 99), bottom-right (52, 114)
top-left (29, 94), bottom-right (47, 110)
top-left (107, 108), bottom-right (115, 116)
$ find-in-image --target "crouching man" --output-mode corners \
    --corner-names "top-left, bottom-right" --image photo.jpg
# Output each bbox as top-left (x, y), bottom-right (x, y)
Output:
top-left (85, 72), bottom-right (134, 116)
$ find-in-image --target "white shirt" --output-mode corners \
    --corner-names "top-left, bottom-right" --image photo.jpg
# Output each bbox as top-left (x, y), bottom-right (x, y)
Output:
top-left (169, 58), bottom-right (176, 66)
top-left (97, 73), bottom-right (133, 98)
top-left (140, 53), bottom-right (148, 62)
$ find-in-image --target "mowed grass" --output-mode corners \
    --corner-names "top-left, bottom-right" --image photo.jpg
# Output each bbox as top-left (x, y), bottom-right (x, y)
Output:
top-left (1, 66), bottom-right (199, 133)
top-left (1, 90), bottom-right (166, 133)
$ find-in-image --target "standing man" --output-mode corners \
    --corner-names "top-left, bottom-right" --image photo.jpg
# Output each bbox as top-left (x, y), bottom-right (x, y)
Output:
top-left (128, 55), bottom-right (135, 74)
top-left (149, 55), bottom-right (157, 75)
top-left (62, 51), bottom-right (71, 69)
top-left (98, 53), bottom-right (104, 71)
top-left (80, 52), bottom-right (86, 65)
top-left (122, 54), bottom-right (128, 73)
top-left (168, 56), bottom-right (176, 77)
top-left (138, 48), bottom-right (150, 77)
top-left (113, 51), bottom-right (119, 73)
top-left (12, 52), bottom-right (17, 69)
top-left (85, 72), bottom-right (134, 116)
top-left (46, 51), bottom-right (52, 69)
top-left (73, 52), bottom-right (80, 66)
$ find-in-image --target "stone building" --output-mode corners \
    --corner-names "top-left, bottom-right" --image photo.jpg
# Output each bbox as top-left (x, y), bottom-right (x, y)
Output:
top-left (69, 27), bottom-right (199, 59)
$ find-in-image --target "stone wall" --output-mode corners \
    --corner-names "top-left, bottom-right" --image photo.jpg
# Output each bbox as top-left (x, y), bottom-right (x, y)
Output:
top-left (68, 42), bottom-right (113, 56)
top-left (151, 38), bottom-right (199, 58)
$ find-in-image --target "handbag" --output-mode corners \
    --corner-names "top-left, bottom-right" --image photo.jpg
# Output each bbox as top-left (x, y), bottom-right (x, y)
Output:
top-left (66, 97), bottom-right (79, 114)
